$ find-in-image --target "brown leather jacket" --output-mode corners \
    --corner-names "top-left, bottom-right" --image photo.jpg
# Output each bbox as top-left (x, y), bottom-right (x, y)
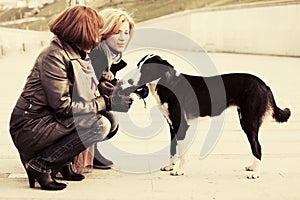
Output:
top-left (9, 37), bottom-right (107, 161)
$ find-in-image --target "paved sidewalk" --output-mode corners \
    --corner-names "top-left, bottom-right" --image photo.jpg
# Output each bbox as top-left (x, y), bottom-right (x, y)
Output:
top-left (0, 52), bottom-right (299, 199)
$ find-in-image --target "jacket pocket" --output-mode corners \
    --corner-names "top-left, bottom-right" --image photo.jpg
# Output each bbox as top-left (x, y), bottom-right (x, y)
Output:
top-left (55, 115), bottom-right (75, 128)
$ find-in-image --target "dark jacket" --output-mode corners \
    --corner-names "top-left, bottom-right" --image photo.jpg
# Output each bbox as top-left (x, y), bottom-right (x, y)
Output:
top-left (89, 44), bottom-right (127, 84)
top-left (9, 37), bottom-right (107, 162)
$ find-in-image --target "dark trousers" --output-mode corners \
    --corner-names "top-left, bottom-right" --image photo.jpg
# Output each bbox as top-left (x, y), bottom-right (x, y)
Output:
top-left (10, 96), bottom-right (108, 173)
top-left (28, 124), bottom-right (105, 173)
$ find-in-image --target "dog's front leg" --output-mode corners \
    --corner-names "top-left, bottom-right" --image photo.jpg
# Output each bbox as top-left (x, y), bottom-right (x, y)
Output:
top-left (245, 157), bottom-right (261, 179)
top-left (161, 129), bottom-right (177, 172)
top-left (160, 141), bottom-right (176, 172)
top-left (160, 141), bottom-right (186, 175)
top-left (170, 140), bottom-right (185, 176)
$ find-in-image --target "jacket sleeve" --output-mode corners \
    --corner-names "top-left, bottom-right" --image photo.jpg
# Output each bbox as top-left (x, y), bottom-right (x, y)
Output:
top-left (40, 51), bottom-right (106, 118)
top-left (89, 45), bottom-right (108, 80)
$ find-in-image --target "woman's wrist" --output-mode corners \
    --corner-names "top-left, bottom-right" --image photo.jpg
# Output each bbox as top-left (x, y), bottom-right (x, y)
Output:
top-left (95, 96), bottom-right (107, 112)
top-left (102, 95), bottom-right (111, 111)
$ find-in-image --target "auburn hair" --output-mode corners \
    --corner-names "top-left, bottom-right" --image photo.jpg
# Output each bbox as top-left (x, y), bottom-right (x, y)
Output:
top-left (50, 5), bottom-right (103, 51)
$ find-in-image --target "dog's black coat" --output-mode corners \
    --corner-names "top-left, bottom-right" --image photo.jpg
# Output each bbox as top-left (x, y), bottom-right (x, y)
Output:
top-left (126, 55), bottom-right (291, 160)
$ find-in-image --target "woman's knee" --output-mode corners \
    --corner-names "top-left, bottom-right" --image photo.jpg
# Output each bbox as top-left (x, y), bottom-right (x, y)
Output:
top-left (99, 116), bottom-right (111, 139)
top-left (105, 124), bottom-right (119, 140)
top-left (103, 111), bottom-right (118, 132)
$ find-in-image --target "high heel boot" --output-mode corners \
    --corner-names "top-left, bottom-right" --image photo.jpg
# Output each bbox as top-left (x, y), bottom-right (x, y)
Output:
top-left (26, 166), bottom-right (66, 190)
top-left (58, 164), bottom-right (84, 181)
top-left (93, 145), bottom-right (113, 169)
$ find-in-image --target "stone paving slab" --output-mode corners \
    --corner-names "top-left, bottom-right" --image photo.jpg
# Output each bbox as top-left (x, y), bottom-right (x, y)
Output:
top-left (0, 52), bottom-right (299, 199)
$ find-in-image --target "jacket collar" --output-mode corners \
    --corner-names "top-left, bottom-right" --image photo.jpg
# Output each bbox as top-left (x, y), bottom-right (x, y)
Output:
top-left (52, 35), bottom-right (82, 60)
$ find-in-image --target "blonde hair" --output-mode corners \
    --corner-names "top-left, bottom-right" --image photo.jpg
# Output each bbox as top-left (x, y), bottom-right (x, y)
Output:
top-left (99, 8), bottom-right (135, 42)
top-left (50, 5), bottom-right (103, 50)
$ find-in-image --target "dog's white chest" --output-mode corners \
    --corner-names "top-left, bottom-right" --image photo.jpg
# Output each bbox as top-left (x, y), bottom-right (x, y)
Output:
top-left (149, 83), bottom-right (172, 126)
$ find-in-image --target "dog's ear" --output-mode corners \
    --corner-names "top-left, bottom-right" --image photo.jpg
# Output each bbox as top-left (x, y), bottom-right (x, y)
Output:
top-left (137, 55), bottom-right (149, 67)
top-left (149, 55), bottom-right (174, 69)
top-left (138, 54), bottom-right (175, 73)
top-left (137, 54), bottom-right (156, 68)
top-left (160, 59), bottom-right (174, 69)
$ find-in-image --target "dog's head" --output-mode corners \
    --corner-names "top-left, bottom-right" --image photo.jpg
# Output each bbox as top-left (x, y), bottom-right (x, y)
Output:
top-left (118, 54), bottom-right (175, 98)
top-left (128, 54), bottom-right (175, 87)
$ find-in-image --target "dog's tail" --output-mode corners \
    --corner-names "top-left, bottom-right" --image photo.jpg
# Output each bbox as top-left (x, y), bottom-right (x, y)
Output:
top-left (268, 88), bottom-right (291, 123)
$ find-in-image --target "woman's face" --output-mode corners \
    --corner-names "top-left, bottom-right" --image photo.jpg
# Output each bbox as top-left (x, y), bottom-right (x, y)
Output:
top-left (106, 21), bottom-right (130, 53)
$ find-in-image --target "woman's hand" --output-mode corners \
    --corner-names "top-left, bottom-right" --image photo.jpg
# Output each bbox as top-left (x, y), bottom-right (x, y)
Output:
top-left (99, 81), bottom-right (115, 96)
top-left (102, 71), bottom-right (115, 81)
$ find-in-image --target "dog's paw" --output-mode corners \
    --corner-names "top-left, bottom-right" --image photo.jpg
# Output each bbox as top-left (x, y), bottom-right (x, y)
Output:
top-left (245, 165), bottom-right (254, 171)
top-left (160, 163), bottom-right (174, 171)
top-left (247, 172), bottom-right (260, 179)
top-left (245, 158), bottom-right (261, 172)
top-left (170, 170), bottom-right (184, 176)
top-left (245, 161), bottom-right (260, 179)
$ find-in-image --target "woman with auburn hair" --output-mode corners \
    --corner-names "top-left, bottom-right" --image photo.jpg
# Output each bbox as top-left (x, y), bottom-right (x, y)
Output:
top-left (83, 8), bottom-right (148, 170)
top-left (9, 5), bottom-right (132, 191)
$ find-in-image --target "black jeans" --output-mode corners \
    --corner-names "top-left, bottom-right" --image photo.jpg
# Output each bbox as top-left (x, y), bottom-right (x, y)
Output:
top-left (28, 123), bottom-right (106, 173)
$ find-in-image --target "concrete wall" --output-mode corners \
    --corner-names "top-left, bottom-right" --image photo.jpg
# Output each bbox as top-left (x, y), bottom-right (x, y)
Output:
top-left (138, 4), bottom-right (300, 57)
top-left (1, 4), bottom-right (299, 57)
top-left (0, 27), bottom-right (51, 56)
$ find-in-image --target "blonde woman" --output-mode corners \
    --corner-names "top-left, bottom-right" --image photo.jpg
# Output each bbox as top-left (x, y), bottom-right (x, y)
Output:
top-left (91, 8), bottom-right (135, 81)
top-left (88, 8), bottom-right (147, 169)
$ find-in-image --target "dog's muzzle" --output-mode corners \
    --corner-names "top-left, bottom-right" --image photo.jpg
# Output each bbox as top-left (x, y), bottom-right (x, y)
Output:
top-left (128, 79), bottom-right (134, 85)
top-left (118, 80), bottom-right (149, 106)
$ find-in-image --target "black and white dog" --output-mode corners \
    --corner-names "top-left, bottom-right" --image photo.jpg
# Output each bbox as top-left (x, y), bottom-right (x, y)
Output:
top-left (122, 54), bottom-right (291, 179)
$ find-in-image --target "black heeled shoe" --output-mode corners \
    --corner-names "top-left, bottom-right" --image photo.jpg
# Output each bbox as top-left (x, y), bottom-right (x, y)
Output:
top-left (58, 164), bottom-right (84, 181)
top-left (26, 166), bottom-right (66, 190)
